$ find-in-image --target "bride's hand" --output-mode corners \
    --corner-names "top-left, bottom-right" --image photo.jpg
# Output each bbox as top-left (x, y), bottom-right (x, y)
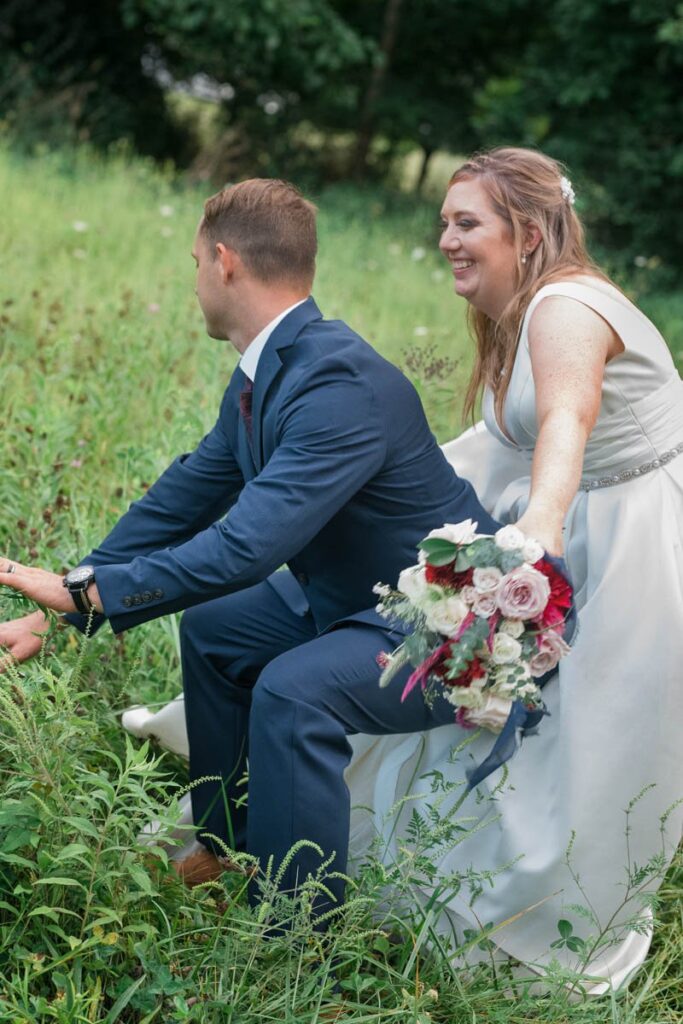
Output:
top-left (514, 514), bottom-right (564, 558)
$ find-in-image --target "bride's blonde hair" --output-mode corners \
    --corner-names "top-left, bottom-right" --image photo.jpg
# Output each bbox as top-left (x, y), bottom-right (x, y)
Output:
top-left (451, 147), bottom-right (609, 425)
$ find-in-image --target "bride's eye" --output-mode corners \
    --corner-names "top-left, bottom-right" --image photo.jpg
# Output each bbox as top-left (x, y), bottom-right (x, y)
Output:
top-left (457, 219), bottom-right (476, 230)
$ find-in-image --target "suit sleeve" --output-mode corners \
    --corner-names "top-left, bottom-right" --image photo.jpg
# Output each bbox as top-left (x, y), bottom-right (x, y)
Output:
top-left (65, 396), bottom-right (244, 633)
top-left (94, 367), bottom-right (386, 633)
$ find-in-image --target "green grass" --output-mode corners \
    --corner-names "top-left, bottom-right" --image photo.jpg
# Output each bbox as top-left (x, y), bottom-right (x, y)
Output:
top-left (0, 144), bottom-right (681, 1022)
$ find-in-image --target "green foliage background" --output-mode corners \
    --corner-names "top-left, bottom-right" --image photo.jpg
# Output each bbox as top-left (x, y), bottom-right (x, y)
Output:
top-left (1, 1), bottom-right (682, 276)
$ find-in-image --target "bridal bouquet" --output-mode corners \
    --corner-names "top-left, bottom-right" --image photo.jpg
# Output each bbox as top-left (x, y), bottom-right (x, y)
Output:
top-left (375, 520), bottom-right (574, 738)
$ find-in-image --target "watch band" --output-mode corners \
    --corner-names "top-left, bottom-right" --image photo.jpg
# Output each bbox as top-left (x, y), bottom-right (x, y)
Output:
top-left (71, 587), bottom-right (94, 615)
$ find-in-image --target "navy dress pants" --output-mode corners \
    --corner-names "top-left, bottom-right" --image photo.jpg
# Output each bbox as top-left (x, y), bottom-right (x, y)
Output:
top-left (181, 572), bottom-right (456, 915)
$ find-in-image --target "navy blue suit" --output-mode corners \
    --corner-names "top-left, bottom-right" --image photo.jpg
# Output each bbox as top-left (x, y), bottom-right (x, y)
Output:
top-left (71, 298), bottom-right (500, 914)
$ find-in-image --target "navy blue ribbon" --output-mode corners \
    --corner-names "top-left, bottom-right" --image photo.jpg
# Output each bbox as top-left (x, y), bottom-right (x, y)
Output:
top-left (465, 553), bottom-right (578, 791)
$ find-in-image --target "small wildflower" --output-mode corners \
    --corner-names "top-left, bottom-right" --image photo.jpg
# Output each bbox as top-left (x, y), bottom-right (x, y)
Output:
top-left (414, 326), bottom-right (429, 337)
top-left (72, 220), bottom-right (88, 232)
top-left (634, 255), bottom-right (648, 268)
top-left (147, 302), bottom-right (161, 314)
top-left (411, 246), bottom-right (426, 261)
top-left (159, 204), bottom-right (174, 217)
top-left (70, 459), bottom-right (83, 469)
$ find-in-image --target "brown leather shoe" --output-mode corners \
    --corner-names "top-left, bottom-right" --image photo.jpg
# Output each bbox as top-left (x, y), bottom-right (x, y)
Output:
top-left (171, 846), bottom-right (248, 887)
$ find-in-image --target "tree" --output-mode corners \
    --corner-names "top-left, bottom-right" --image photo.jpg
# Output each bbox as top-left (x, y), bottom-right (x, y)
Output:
top-left (470, 0), bottom-right (683, 271)
top-left (0, 0), bottom-right (183, 158)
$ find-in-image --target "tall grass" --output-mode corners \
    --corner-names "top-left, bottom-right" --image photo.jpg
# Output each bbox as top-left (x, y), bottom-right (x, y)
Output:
top-left (1, 144), bottom-right (681, 1022)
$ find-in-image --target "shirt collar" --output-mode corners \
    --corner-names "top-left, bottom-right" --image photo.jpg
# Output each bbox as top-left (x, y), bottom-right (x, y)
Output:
top-left (239, 299), bottom-right (307, 382)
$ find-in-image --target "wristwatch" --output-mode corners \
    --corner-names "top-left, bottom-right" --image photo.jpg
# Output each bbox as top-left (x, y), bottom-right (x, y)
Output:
top-left (63, 565), bottom-right (97, 615)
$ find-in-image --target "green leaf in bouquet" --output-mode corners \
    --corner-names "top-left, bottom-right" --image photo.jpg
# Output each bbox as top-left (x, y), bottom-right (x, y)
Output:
top-left (468, 538), bottom-right (499, 567)
top-left (500, 549), bottom-right (526, 572)
top-left (419, 538), bottom-right (457, 566)
top-left (404, 631), bottom-right (434, 666)
top-left (454, 549), bottom-right (474, 570)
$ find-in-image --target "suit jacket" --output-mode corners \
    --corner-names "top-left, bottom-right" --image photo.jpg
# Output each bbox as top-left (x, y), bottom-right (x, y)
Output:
top-left (70, 298), bottom-right (499, 636)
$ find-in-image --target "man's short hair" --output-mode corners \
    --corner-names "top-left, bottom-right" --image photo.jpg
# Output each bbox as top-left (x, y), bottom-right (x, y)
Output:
top-left (200, 179), bottom-right (317, 289)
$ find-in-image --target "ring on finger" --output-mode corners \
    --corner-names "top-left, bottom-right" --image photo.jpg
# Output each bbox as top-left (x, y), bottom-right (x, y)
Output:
top-left (5, 563), bottom-right (16, 574)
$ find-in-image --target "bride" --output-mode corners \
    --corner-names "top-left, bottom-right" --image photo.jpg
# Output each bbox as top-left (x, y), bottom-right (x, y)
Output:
top-left (347, 147), bottom-right (683, 989)
top-left (125, 147), bottom-right (682, 990)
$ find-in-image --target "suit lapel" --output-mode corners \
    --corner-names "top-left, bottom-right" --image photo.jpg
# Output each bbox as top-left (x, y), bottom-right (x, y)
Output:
top-left (251, 297), bottom-right (322, 470)
top-left (232, 367), bottom-right (258, 477)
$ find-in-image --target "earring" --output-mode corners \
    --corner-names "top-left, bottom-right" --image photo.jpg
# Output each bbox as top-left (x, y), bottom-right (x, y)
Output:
top-left (521, 252), bottom-right (528, 264)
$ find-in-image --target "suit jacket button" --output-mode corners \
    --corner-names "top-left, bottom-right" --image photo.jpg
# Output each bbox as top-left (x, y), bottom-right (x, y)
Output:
top-left (123, 596), bottom-right (132, 608)
top-left (142, 591), bottom-right (152, 602)
top-left (153, 588), bottom-right (164, 599)
top-left (296, 572), bottom-right (309, 586)
top-left (132, 594), bottom-right (143, 606)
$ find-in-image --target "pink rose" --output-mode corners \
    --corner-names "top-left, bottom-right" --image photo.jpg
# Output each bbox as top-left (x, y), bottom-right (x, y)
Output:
top-left (496, 566), bottom-right (550, 619)
top-left (473, 566), bottom-right (502, 594)
top-left (472, 591), bottom-right (497, 618)
top-left (461, 695), bottom-right (513, 733)
top-left (529, 629), bottom-right (571, 677)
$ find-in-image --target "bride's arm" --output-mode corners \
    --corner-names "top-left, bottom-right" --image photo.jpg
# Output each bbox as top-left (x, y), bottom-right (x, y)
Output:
top-left (514, 295), bottom-right (622, 555)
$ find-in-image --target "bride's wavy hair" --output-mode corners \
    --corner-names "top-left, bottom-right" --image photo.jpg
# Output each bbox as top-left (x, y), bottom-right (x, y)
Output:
top-left (451, 147), bottom-right (610, 426)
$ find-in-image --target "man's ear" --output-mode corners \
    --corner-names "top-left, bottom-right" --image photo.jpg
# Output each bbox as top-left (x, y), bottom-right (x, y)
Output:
top-left (524, 223), bottom-right (543, 255)
top-left (215, 243), bottom-right (238, 283)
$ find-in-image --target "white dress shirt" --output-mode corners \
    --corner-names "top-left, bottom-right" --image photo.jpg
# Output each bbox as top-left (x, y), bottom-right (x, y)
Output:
top-left (239, 299), bottom-right (307, 382)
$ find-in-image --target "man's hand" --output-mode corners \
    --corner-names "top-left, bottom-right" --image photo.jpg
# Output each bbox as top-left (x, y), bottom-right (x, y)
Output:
top-left (0, 610), bottom-right (50, 671)
top-left (0, 561), bottom-right (76, 613)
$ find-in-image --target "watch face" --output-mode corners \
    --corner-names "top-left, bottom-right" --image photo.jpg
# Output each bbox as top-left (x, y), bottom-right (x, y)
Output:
top-left (66, 565), bottom-right (95, 586)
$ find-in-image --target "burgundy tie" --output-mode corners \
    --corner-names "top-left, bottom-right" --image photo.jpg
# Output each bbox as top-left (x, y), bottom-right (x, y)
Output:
top-left (240, 376), bottom-right (254, 437)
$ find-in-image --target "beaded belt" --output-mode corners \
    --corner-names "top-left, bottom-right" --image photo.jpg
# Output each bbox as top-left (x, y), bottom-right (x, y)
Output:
top-left (579, 441), bottom-right (683, 491)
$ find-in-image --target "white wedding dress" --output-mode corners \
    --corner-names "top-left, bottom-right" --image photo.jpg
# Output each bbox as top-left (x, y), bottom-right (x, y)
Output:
top-left (125, 277), bottom-right (683, 991)
top-left (346, 277), bottom-right (683, 990)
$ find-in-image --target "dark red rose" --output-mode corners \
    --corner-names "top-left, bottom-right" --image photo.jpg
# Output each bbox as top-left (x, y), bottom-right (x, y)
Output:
top-left (533, 558), bottom-right (573, 628)
top-left (425, 563), bottom-right (474, 588)
top-left (446, 654), bottom-right (487, 689)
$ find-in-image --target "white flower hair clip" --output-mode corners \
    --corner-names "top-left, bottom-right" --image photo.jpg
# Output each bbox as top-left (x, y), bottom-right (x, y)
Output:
top-left (560, 176), bottom-right (576, 205)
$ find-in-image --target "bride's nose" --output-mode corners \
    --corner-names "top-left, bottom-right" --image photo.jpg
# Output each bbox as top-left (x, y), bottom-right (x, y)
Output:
top-left (439, 226), bottom-right (461, 256)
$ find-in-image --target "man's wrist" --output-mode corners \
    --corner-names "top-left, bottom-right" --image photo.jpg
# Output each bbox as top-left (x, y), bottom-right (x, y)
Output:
top-left (86, 582), bottom-right (103, 615)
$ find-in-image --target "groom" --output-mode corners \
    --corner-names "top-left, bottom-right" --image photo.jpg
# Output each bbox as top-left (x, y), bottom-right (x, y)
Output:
top-left (0, 179), bottom-right (500, 915)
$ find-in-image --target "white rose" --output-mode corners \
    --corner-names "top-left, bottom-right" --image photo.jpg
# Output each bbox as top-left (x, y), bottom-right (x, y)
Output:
top-left (473, 566), bottom-right (503, 594)
top-left (472, 592), bottom-right (497, 618)
top-left (494, 524), bottom-right (526, 552)
top-left (490, 633), bottom-right (522, 665)
top-left (521, 537), bottom-right (544, 564)
top-left (463, 695), bottom-right (513, 733)
top-left (397, 564), bottom-right (429, 605)
top-left (461, 585), bottom-right (477, 605)
top-left (426, 519), bottom-right (479, 546)
top-left (499, 618), bottom-right (524, 638)
top-left (425, 595), bottom-right (469, 636)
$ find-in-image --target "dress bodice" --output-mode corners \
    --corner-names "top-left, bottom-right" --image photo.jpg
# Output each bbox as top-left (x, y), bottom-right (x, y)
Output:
top-left (483, 278), bottom-right (683, 485)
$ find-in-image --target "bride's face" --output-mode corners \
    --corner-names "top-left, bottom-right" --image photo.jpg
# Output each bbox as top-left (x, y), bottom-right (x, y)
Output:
top-left (439, 178), bottom-right (519, 320)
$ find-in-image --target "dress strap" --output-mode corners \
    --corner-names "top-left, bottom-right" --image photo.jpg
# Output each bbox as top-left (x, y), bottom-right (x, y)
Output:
top-left (521, 279), bottom-right (665, 359)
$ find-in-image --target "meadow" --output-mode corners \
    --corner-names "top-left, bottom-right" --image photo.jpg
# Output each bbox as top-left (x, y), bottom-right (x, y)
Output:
top-left (0, 144), bottom-right (681, 1022)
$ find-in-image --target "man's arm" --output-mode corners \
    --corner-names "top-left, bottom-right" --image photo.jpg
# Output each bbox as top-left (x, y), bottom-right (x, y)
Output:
top-left (93, 367), bottom-right (386, 632)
